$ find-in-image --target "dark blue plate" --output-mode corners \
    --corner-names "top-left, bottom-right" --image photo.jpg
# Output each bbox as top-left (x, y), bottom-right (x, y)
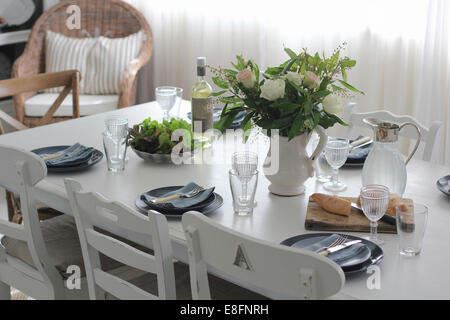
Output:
top-left (31, 145), bottom-right (103, 173)
top-left (437, 175), bottom-right (450, 197)
top-left (135, 186), bottom-right (223, 218)
top-left (281, 233), bottom-right (383, 275)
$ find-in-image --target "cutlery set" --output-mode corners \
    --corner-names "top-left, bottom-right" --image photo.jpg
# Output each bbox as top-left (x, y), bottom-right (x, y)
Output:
top-left (319, 239), bottom-right (362, 256)
top-left (350, 136), bottom-right (373, 149)
top-left (151, 185), bottom-right (205, 204)
top-left (42, 144), bottom-right (85, 161)
top-left (314, 235), bottom-right (362, 257)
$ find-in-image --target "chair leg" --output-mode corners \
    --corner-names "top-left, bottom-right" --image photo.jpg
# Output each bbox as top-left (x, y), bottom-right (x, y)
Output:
top-left (0, 282), bottom-right (11, 300)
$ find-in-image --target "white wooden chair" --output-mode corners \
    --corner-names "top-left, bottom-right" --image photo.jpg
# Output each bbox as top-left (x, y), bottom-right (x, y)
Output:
top-left (0, 145), bottom-right (86, 299)
top-left (0, 146), bottom-right (144, 300)
top-left (348, 110), bottom-right (442, 161)
top-left (64, 178), bottom-right (177, 300)
top-left (182, 211), bottom-right (345, 300)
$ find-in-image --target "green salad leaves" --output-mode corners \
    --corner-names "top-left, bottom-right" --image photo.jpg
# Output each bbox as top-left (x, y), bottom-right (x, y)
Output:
top-left (128, 117), bottom-right (197, 154)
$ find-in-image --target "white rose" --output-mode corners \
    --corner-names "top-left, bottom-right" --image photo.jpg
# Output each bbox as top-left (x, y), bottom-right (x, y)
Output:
top-left (322, 94), bottom-right (344, 114)
top-left (260, 79), bottom-right (286, 101)
top-left (285, 72), bottom-right (303, 86)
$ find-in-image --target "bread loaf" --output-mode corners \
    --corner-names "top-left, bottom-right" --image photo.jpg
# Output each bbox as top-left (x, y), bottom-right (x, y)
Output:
top-left (311, 193), bottom-right (351, 217)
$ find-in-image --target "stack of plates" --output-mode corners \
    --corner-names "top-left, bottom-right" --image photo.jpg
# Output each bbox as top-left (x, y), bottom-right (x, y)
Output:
top-left (135, 186), bottom-right (223, 218)
top-left (32, 145), bottom-right (103, 173)
top-left (281, 233), bottom-right (383, 275)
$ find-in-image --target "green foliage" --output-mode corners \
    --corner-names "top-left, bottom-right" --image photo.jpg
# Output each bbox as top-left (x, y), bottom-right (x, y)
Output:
top-left (209, 44), bottom-right (363, 140)
top-left (128, 117), bottom-right (197, 154)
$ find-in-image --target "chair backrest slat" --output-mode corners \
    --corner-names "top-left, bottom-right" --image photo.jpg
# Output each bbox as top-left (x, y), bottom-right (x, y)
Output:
top-left (93, 269), bottom-right (157, 300)
top-left (85, 229), bottom-right (157, 273)
top-left (74, 191), bottom-right (161, 235)
top-left (349, 110), bottom-right (442, 161)
top-left (0, 220), bottom-right (26, 241)
top-left (182, 212), bottom-right (345, 300)
top-left (0, 71), bottom-right (75, 98)
top-left (64, 179), bottom-right (176, 300)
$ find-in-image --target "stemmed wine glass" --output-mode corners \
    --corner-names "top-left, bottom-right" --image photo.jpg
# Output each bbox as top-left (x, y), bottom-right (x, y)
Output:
top-left (360, 185), bottom-right (390, 244)
top-left (155, 86), bottom-right (177, 120)
top-left (324, 137), bottom-right (349, 192)
top-left (231, 151), bottom-right (258, 207)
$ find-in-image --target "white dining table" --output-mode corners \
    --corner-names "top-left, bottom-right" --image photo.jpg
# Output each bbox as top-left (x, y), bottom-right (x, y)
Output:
top-left (1, 100), bottom-right (449, 300)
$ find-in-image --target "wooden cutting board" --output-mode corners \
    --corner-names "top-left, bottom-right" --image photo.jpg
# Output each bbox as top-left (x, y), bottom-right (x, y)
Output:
top-left (305, 197), bottom-right (398, 234)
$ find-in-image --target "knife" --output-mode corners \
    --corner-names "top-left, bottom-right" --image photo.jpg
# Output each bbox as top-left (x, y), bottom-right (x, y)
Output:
top-left (351, 202), bottom-right (396, 225)
top-left (351, 140), bottom-right (373, 150)
top-left (319, 239), bottom-right (362, 256)
top-left (350, 136), bottom-right (372, 147)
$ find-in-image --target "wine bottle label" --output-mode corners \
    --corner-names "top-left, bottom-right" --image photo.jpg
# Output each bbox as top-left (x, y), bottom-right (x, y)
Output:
top-left (191, 97), bottom-right (213, 133)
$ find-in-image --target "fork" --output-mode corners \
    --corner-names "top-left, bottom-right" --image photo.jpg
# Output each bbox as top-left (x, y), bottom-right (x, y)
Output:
top-left (151, 186), bottom-right (205, 204)
top-left (42, 145), bottom-right (84, 161)
top-left (314, 235), bottom-right (348, 254)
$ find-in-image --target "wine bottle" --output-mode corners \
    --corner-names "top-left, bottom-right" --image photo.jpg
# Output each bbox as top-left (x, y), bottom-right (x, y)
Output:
top-left (191, 57), bottom-right (213, 143)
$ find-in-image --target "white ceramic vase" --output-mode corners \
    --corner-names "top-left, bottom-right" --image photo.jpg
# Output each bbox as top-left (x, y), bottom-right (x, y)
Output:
top-left (263, 126), bottom-right (327, 196)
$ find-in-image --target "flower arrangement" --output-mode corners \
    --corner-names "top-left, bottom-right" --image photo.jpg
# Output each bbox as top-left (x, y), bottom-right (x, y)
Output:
top-left (211, 44), bottom-right (363, 140)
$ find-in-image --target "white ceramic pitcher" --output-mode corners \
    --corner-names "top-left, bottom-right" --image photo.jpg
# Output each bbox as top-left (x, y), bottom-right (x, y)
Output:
top-left (263, 126), bottom-right (328, 196)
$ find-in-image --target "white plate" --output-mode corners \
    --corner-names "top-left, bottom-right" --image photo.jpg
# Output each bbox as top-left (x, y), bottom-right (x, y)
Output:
top-left (0, 0), bottom-right (35, 26)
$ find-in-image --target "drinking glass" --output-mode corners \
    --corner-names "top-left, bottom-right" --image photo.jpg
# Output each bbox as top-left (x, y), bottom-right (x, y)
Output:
top-left (232, 151), bottom-right (258, 207)
top-left (229, 169), bottom-right (258, 215)
top-left (324, 138), bottom-right (349, 192)
top-left (396, 203), bottom-right (428, 256)
top-left (156, 86), bottom-right (177, 120)
top-left (103, 131), bottom-right (127, 172)
top-left (105, 117), bottom-right (128, 138)
top-left (105, 117), bottom-right (129, 162)
top-left (360, 185), bottom-right (390, 244)
top-left (173, 87), bottom-right (183, 119)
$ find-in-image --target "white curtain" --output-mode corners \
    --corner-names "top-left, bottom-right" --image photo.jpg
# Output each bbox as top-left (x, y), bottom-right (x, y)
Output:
top-left (125, 0), bottom-right (450, 165)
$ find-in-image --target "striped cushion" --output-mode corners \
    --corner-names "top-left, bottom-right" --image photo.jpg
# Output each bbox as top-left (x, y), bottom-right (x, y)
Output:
top-left (45, 30), bottom-right (144, 95)
top-left (45, 31), bottom-right (96, 93)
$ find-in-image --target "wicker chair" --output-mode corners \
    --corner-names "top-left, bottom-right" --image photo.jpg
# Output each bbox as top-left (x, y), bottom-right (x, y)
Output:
top-left (12, 0), bottom-right (153, 127)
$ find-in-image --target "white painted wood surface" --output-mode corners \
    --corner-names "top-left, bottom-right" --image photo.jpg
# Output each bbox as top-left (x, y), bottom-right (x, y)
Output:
top-left (182, 211), bottom-right (344, 300)
top-left (0, 101), bottom-right (449, 299)
top-left (64, 179), bottom-right (176, 300)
